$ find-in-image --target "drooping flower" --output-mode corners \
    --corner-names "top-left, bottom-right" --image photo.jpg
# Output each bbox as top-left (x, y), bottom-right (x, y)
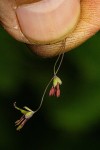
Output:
top-left (49, 76), bottom-right (62, 97)
top-left (14, 102), bottom-right (35, 131)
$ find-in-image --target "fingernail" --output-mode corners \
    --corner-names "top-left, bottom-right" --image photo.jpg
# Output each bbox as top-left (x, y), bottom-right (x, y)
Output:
top-left (16, 0), bottom-right (80, 44)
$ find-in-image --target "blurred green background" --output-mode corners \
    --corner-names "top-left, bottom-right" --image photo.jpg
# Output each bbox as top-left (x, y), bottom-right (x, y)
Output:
top-left (0, 26), bottom-right (100, 150)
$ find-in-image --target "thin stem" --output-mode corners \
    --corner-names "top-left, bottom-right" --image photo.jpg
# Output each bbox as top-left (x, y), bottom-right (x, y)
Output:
top-left (34, 38), bottom-right (66, 113)
top-left (53, 53), bottom-right (62, 75)
top-left (34, 77), bottom-right (54, 113)
top-left (54, 53), bottom-right (64, 75)
top-left (53, 39), bottom-right (66, 75)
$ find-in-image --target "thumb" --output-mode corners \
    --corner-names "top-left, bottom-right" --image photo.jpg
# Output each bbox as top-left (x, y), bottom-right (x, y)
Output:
top-left (0, 0), bottom-right (100, 57)
top-left (29, 0), bottom-right (100, 57)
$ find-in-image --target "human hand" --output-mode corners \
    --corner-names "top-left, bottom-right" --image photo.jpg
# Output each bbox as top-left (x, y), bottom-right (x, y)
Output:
top-left (0, 0), bottom-right (100, 57)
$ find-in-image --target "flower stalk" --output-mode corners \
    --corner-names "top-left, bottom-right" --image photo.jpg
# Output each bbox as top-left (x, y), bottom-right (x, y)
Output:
top-left (14, 102), bottom-right (35, 131)
top-left (14, 38), bottom-right (66, 130)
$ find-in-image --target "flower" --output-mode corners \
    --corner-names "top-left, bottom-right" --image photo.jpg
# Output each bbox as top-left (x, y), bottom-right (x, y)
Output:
top-left (49, 76), bottom-right (62, 97)
top-left (14, 102), bottom-right (35, 131)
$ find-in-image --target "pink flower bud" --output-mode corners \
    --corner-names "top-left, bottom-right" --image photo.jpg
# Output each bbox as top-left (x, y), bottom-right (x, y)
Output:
top-left (49, 87), bottom-right (55, 96)
top-left (56, 89), bottom-right (60, 97)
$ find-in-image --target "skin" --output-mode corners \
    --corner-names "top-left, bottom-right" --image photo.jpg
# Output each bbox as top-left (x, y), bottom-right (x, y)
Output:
top-left (0, 0), bottom-right (100, 57)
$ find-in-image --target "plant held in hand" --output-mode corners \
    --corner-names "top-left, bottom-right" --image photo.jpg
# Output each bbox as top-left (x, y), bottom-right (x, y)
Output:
top-left (14, 39), bottom-right (66, 130)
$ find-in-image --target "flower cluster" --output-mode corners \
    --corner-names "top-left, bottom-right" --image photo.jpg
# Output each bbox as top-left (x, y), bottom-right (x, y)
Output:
top-left (14, 102), bottom-right (34, 131)
top-left (49, 76), bottom-right (62, 97)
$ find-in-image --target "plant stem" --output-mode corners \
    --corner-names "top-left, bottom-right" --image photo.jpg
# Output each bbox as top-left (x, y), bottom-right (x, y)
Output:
top-left (35, 38), bottom-right (66, 113)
